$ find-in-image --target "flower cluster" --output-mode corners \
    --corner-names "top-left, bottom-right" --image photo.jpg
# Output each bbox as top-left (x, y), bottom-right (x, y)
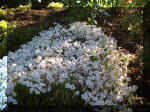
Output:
top-left (7, 22), bottom-right (137, 106)
top-left (0, 56), bottom-right (7, 110)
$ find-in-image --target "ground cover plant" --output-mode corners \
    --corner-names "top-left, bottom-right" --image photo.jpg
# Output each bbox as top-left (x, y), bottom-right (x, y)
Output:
top-left (0, 56), bottom-right (7, 110)
top-left (0, 0), bottom-right (149, 111)
top-left (6, 22), bottom-right (138, 111)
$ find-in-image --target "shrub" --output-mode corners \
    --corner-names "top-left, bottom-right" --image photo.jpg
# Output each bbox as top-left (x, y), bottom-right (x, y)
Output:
top-left (0, 20), bottom-right (16, 42)
top-left (7, 22), bottom-right (137, 111)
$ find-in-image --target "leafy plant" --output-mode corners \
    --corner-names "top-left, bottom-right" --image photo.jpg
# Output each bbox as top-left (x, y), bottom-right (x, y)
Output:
top-left (47, 2), bottom-right (64, 8)
top-left (12, 83), bottom-right (92, 112)
top-left (135, 45), bottom-right (143, 63)
top-left (0, 27), bottom-right (42, 58)
top-left (127, 94), bottom-right (140, 106)
top-left (7, 27), bottom-right (42, 52)
top-left (0, 20), bottom-right (16, 42)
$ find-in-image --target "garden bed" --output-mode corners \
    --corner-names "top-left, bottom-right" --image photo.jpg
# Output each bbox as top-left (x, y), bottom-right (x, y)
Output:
top-left (0, 7), bottom-right (147, 112)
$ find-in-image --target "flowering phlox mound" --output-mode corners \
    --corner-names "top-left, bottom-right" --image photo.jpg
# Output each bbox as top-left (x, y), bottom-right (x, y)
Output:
top-left (7, 22), bottom-right (137, 106)
top-left (0, 56), bottom-right (7, 110)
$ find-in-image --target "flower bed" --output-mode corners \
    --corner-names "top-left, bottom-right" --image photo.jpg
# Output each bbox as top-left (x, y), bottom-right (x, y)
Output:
top-left (0, 56), bottom-right (7, 110)
top-left (7, 22), bottom-right (137, 110)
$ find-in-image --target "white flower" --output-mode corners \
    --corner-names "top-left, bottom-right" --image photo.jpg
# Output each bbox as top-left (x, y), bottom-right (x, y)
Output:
top-left (38, 0), bottom-right (41, 3)
top-left (37, 56), bottom-right (42, 61)
top-left (35, 89), bottom-right (40, 95)
top-left (0, 56), bottom-right (7, 110)
top-left (65, 83), bottom-right (70, 89)
top-left (7, 22), bottom-right (137, 108)
top-left (86, 80), bottom-right (94, 89)
top-left (61, 73), bottom-right (68, 79)
top-left (70, 84), bottom-right (76, 91)
top-left (73, 41), bottom-right (80, 47)
top-left (59, 78), bottom-right (65, 83)
top-left (81, 93), bottom-right (88, 100)
top-left (116, 95), bottom-right (123, 102)
top-left (30, 88), bottom-right (35, 94)
top-left (74, 91), bottom-right (80, 96)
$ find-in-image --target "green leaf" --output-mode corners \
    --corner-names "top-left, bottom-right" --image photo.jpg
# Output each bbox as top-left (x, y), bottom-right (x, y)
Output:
top-left (133, 15), bottom-right (141, 25)
top-left (88, 17), bottom-right (92, 22)
top-left (129, 1), bottom-right (136, 7)
top-left (128, 10), bottom-right (138, 18)
top-left (107, 0), bottom-right (112, 5)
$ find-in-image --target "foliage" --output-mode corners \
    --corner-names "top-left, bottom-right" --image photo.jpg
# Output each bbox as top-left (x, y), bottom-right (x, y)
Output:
top-left (31, 0), bottom-right (50, 9)
top-left (119, 8), bottom-right (143, 40)
top-left (62, 7), bottom-right (110, 24)
top-left (0, 4), bottom-right (31, 21)
top-left (47, 2), bottom-right (64, 8)
top-left (127, 94), bottom-right (140, 106)
top-left (13, 83), bottom-right (90, 112)
top-left (135, 45), bottom-right (143, 63)
top-left (56, 0), bottom-right (145, 8)
top-left (0, 20), bottom-right (16, 42)
top-left (0, 20), bottom-right (16, 58)
top-left (14, 83), bottom-right (85, 105)
top-left (0, 27), bottom-right (42, 58)
top-left (60, 0), bottom-right (145, 25)
top-left (7, 27), bottom-right (42, 52)
top-left (0, 8), bottom-right (7, 19)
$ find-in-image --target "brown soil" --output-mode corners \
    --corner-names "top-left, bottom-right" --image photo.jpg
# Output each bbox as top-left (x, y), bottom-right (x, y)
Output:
top-left (12, 8), bottom-right (70, 29)
top-left (8, 8), bottom-right (148, 111)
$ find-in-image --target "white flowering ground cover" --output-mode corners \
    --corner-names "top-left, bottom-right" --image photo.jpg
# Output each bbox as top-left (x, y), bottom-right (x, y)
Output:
top-left (7, 22), bottom-right (137, 111)
top-left (0, 56), bottom-right (7, 110)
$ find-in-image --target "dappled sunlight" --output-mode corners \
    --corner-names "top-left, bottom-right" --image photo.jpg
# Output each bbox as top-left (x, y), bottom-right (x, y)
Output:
top-left (7, 22), bottom-right (137, 110)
